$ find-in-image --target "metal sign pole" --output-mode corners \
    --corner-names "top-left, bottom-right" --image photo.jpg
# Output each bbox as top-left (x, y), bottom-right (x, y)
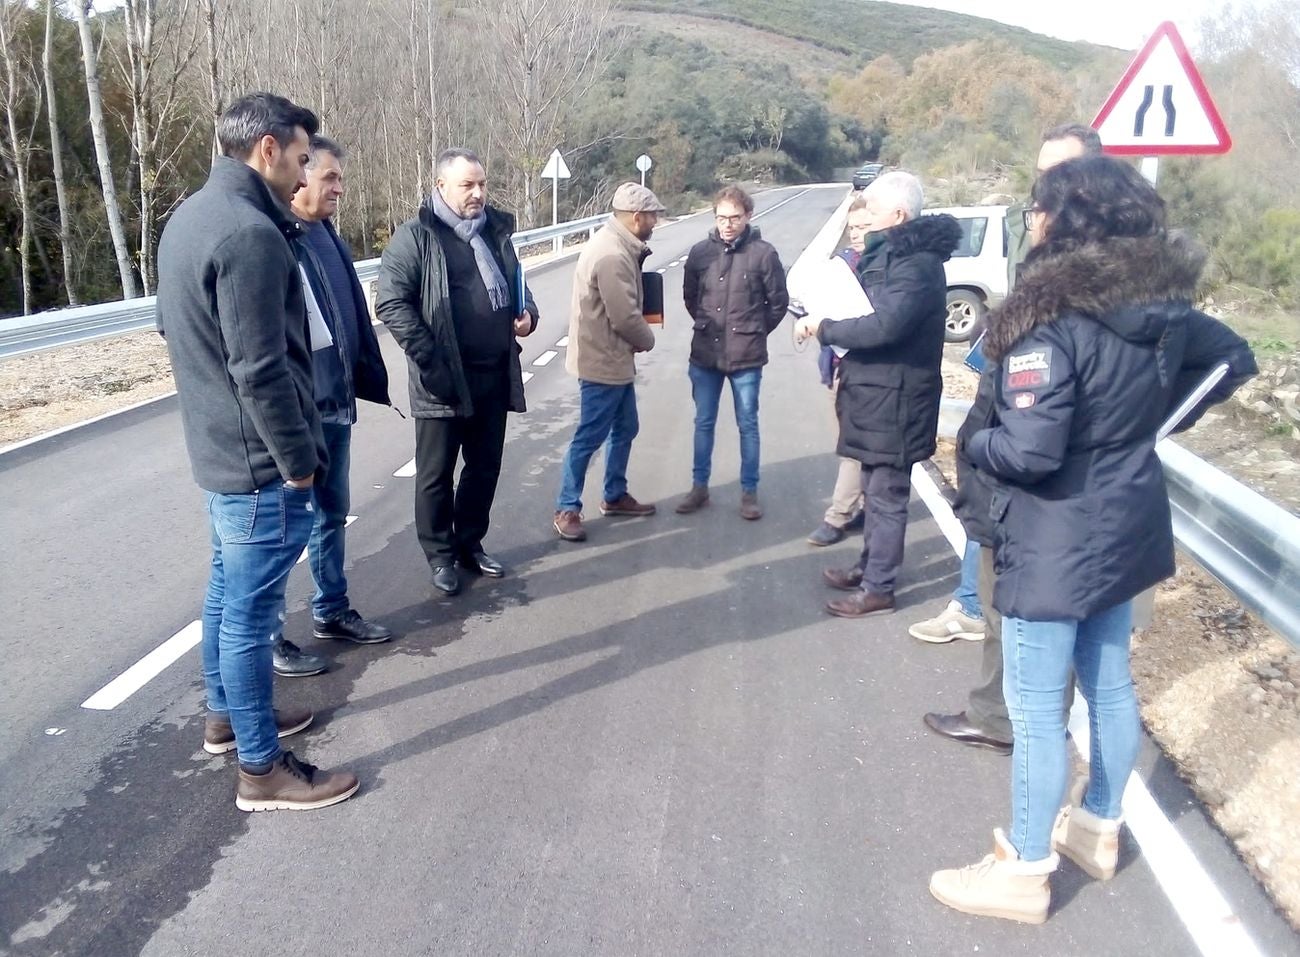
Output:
top-left (1140, 156), bottom-right (1160, 186)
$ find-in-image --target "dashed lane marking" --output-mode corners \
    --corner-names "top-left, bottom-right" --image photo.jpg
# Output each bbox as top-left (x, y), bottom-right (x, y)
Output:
top-left (532, 351), bottom-right (558, 367)
top-left (394, 458), bottom-right (417, 478)
top-left (81, 621), bottom-right (202, 710)
top-left (523, 371), bottom-right (534, 383)
top-left (555, 336), bottom-right (569, 347)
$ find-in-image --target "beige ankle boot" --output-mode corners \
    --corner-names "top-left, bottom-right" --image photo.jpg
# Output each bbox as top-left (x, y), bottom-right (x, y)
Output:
top-left (1052, 780), bottom-right (1122, 881)
top-left (930, 828), bottom-right (1058, 925)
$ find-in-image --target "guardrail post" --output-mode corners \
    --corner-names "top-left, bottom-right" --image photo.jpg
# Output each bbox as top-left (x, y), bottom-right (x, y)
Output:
top-left (553, 235), bottom-right (562, 255)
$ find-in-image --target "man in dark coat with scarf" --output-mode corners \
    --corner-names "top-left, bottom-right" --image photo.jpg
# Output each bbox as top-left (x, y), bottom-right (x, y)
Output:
top-left (376, 148), bottom-right (538, 597)
top-left (796, 171), bottom-right (961, 617)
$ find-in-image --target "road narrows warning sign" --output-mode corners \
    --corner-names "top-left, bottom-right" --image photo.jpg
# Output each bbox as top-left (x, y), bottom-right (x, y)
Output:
top-left (1092, 21), bottom-right (1231, 156)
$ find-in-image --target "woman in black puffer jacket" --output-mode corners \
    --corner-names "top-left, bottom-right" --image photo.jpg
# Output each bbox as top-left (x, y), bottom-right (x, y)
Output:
top-left (929, 155), bottom-right (1257, 924)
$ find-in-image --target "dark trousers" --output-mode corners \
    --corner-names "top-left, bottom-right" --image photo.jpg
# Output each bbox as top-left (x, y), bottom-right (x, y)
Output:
top-left (966, 545), bottom-right (1075, 741)
top-left (414, 382), bottom-right (508, 566)
top-left (855, 463), bottom-right (911, 596)
top-left (968, 546), bottom-right (1012, 741)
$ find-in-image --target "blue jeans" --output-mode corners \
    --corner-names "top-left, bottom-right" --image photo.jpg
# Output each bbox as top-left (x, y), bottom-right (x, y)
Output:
top-left (688, 363), bottom-right (762, 493)
top-left (309, 422), bottom-right (351, 621)
top-left (201, 481), bottom-right (316, 766)
top-left (1002, 600), bottom-right (1138, 860)
top-left (952, 539), bottom-right (983, 619)
top-left (556, 381), bottom-right (639, 512)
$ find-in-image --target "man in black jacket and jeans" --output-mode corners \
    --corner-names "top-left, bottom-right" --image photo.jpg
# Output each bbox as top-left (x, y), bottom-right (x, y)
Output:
top-left (796, 171), bottom-right (961, 617)
top-left (677, 185), bottom-right (788, 520)
top-left (158, 92), bottom-right (358, 811)
top-left (376, 148), bottom-right (538, 596)
top-left (274, 133), bottom-right (394, 678)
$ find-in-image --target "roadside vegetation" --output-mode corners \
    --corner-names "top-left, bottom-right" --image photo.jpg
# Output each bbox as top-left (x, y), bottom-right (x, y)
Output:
top-left (0, 0), bottom-right (1295, 335)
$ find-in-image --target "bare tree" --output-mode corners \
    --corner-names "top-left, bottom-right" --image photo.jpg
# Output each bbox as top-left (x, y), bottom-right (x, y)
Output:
top-left (119, 0), bottom-right (203, 293)
top-left (42, 0), bottom-right (79, 305)
top-left (71, 0), bottom-right (138, 300)
top-left (0, 0), bottom-right (43, 315)
top-left (471, 0), bottom-right (620, 226)
top-left (198, 0), bottom-right (221, 158)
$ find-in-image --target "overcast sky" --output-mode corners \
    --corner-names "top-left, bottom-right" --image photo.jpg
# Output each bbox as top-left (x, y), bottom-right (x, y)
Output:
top-left (883, 0), bottom-right (1262, 50)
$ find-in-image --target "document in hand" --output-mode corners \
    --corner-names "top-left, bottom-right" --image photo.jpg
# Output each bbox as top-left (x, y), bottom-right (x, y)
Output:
top-left (787, 256), bottom-right (873, 357)
top-left (298, 265), bottom-right (334, 352)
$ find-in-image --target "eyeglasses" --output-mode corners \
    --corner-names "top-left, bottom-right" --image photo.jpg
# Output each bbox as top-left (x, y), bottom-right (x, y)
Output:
top-left (1022, 206), bottom-right (1044, 230)
top-left (715, 214), bottom-right (747, 226)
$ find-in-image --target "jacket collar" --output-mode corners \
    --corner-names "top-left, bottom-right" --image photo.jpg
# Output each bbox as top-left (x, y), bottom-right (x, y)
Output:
top-left (605, 214), bottom-right (650, 258)
top-left (208, 156), bottom-right (303, 241)
top-left (984, 232), bottom-right (1207, 360)
top-left (708, 224), bottom-right (761, 251)
top-left (873, 214), bottom-right (962, 259)
top-left (416, 199), bottom-right (515, 240)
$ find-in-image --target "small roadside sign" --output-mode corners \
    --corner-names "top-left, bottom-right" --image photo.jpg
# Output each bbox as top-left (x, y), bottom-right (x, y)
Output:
top-left (1092, 21), bottom-right (1231, 156)
top-left (635, 154), bottom-right (653, 173)
top-left (541, 149), bottom-right (571, 180)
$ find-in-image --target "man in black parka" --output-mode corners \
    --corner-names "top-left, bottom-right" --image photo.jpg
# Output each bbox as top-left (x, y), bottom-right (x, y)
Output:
top-left (797, 171), bottom-right (961, 617)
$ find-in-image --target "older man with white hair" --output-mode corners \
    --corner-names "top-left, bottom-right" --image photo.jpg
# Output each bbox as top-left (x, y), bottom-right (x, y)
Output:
top-left (796, 171), bottom-right (961, 617)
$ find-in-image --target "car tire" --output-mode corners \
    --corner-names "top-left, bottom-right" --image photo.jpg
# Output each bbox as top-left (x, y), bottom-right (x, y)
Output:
top-left (944, 290), bottom-right (984, 343)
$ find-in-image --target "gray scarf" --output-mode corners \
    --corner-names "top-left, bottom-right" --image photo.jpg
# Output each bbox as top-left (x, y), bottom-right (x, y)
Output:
top-left (429, 189), bottom-right (512, 311)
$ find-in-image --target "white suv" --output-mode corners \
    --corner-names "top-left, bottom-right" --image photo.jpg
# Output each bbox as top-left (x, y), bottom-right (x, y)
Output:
top-left (924, 205), bottom-right (1009, 342)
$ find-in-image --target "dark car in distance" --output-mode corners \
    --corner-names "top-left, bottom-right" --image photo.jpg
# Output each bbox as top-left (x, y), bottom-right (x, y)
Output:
top-left (852, 163), bottom-right (884, 189)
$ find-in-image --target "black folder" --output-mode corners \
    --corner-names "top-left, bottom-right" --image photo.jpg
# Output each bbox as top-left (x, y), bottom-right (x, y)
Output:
top-left (642, 271), bottom-right (664, 325)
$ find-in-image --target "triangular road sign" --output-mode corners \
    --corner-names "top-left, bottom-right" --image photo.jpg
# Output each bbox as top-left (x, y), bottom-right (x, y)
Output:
top-left (1093, 21), bottom-right (1231, 155)
top-left (541, 148), bottom-right (571, 180)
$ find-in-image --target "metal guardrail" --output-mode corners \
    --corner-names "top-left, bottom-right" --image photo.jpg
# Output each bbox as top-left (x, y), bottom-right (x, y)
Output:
top-left (938, 396), bottom-right (1300, 649)
top-left (0, 214), bottom-right (611, 361)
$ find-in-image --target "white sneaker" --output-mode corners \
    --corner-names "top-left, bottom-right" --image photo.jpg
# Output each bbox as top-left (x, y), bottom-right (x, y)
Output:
top-left (908, 600), bottom-right (985, 643)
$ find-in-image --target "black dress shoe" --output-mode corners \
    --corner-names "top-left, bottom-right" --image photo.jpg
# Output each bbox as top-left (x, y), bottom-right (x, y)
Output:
top-left (313, 608), bottom-right (393, 644)
top-left (272, 638), bottom-right (328, 678)
top-left (923, 711), bottom-right (1013, 755)
top-left (807, 522), bottom-right (846, 547)
top-left (432, 564), bottom-right (461, 595)
top-left (822, 566), bottom-right (864, 591)
top-left (459, 551), bottom-right (505, 578)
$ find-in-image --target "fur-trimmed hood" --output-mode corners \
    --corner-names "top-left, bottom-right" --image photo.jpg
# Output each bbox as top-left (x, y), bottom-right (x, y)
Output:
top-left (985, 232), bottom-right (1207, 361)
top-left (875, 213), bottom-right (963, 260)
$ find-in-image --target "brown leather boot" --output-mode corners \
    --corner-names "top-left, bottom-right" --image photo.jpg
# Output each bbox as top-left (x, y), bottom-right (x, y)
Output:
top-left (599, 493), bottom-right (656, 516)
top-left (739, 491), bottom-right (762, 520)
top-left (675, 485), bottom-right (710, 514)
top-left (825, 591), bottom-right (895, 618)
top-left (553, 510), bottom-right (587, 541)
top-left (822, 566), bottom-right (865, 591)
top-left (235, 751), bottom-right (359, 812)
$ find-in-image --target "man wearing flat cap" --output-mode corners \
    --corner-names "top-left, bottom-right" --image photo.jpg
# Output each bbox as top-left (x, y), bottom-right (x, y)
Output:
top-left (553, 183), bottom-right (664, 542)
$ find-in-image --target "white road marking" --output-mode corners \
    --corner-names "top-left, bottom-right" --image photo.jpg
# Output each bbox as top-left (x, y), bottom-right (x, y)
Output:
top-left (555, 336), bottom-right (569, 347)
top-left (532, 351), bottom-right (558, 367)
top-left (914, 465), bottom-right (1260, 956)
top-left (656, 268), bottom-right (667, 274)
top-left (81, 621), bottom-right (203, 711)
top-left (522, 371), bottom-right (534, 383)
top-left (394, 458), bottom-right (416, 478)
top-left (752, 187), bottom-right (814, 222)
top-left (1068, 707), bottom-right (1263, 956)
top-left (296, 515), bottom-right (358, 564)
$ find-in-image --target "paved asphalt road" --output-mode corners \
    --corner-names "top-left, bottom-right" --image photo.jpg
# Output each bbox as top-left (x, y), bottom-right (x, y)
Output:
top-left (1, 187), bottom-right (1296, 956)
